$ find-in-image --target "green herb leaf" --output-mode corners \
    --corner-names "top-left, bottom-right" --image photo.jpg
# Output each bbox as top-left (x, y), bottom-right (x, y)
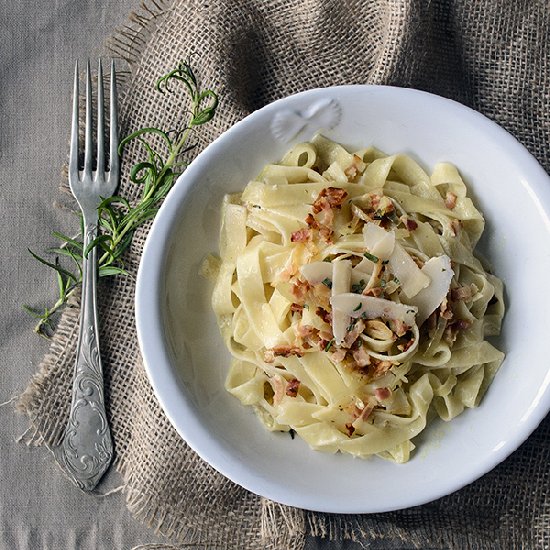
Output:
top-left (26, 59), bottom-right (219, 336)
top-left (363, 251), bottom-right (379, 263)
top-left (321, 277), bottom-right (332, 289)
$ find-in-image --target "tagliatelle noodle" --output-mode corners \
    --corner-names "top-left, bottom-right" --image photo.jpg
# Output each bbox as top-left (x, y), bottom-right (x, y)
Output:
top-left (209, 135), bottom-right (505, 463)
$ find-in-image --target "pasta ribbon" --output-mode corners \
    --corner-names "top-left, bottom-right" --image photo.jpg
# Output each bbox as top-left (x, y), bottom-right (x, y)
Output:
top-left (210, 135), bottom-right (505, 462)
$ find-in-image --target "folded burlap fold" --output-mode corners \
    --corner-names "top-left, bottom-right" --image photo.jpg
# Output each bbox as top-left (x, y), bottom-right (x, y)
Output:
top-left (18, 0), bottom-right (550, 548)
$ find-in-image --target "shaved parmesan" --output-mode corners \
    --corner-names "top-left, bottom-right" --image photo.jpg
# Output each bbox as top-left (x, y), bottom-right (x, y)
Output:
top-left (408, 255), bottom-right (454, 325)
top-left (388, 243), bottom-right (430, 298)
top-left (353, 257), bottom-right (375, 275)
top-left (362, 222), bottom-right (395, 260)
top-left (299, 261), bottom-right (332, 284)
top-left (331, 260), bottom-right (352, 345)
top-left (330, 293), bottom-right (418, 326)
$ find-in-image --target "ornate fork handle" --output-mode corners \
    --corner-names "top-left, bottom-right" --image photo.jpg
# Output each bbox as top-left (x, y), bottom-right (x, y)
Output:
top-left (54, 217), bottom-right (113, 490)
top-left (53, 59), bottom-right (118, 490)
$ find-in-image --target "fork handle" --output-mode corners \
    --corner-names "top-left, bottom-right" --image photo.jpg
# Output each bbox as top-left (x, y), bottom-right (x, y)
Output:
top-left (54, 218), bottom-right (113, 490)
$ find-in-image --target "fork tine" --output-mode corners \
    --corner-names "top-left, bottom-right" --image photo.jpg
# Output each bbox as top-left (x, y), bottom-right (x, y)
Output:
top-left (109, 59), bottom-right (119, 180)
top-left (69, 61), bottom-right (79, 182)
top-left (83, 60), bottom-right (93, 177)
top-left (96, 59), bottom-right (105, 180)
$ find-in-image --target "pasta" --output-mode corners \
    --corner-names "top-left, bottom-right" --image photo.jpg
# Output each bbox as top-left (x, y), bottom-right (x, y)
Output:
top-left (208, 135), bottom-right (505, 463)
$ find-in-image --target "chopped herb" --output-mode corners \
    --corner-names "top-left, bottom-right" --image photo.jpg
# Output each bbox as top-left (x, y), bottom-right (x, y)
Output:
top-left (289, 429), bottom-right (296, 440)
top-left (324, 339), bottom-right (334, 352)
top-left (393, 276), bottom-right (400, 284)
top-left (364, 251), bottom-right (379, 263)
top-left (382, 259), bottom-right (389, 265)
top-left (361, 311), bottom-right (368, 319)
top-left (353, 303), bottom-right (362, 311)
top-left (441, 268), bottom-right (446, 272)
top-left (322, 277), bottom-right (332, 288)
top-left (25, 59), bottom-right (219, 337)
top-left (323, 257), bottom-right (332, 262)
top-left (380, 279), bottom-right (386, 288)
top-left (346, 322), bottom-right (355, 332)
top-left (303, 303), bottom-right (309, 309)
top-left (351, 279), bottom-right (366, 294)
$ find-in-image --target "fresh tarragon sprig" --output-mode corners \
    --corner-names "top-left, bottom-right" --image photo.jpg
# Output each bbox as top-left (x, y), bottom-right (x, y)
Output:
top-left (25, 60), bottom-right (219, 337)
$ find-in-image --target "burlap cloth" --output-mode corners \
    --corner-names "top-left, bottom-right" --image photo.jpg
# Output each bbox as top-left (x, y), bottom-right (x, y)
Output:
top-left (17, 0), bottom-right (550, 548)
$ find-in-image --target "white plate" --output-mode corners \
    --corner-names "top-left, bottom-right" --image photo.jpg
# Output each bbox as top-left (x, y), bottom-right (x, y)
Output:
top-left (136, 85), bottom-right (550, 513)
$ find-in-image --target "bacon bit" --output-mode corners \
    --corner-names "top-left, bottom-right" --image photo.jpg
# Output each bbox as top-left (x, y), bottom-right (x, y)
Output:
top-left (285, 378), bottom-right (301, 397)
top-left (269, 376), bottom-right (286, 405)
top-left (451, 285), bottom-right (473, 302)
top-left (305, 213), bottom-right (320, 230)
top-left (371, 359), bottom-right (393, 378)
top-left (307, 188), bottom-right (346, 245)
top-left (296, 324), bottom-right (321, 350)
top-left (344, 423), bottom-right (355, 437)
top-left (318, 225), bottom-right (333, 243)
top-left (352, 345), bottom-right (370, 367)
top-left (319, 329), bottom-right (333, 342)
top-left (375, 387), bottom-right (392, 401)
top-left (270, 345), bottom-right (304, 358)
top-left (344, 165), bottom-right (357, 178)
top-left (445, 191), bottom-right (457, 210)
top-left (296, 324), bottom-right (316, 338)
top-left (405, 218), bottom-right (418, 231)
top-left (312, 195), bottom-right (330, 215)
top-left (363, 286), bottom-right (384, 298)
top-left (291, 279), bottom-right (311, 302)
top-left (316, 307), bottom-right (332, 324)
top-left (290, 228), bottom-right (311, 242)
top-left (313, 187), bottom-right (348, 212)
top-left (290, 303), bottom-right (304, 313)
top-left (388, 318), bottom-right (409, 338)
top-left (344, 154), bottom-right (364, 178)
top-left (450, 219), bottom-right (462, 237)
top-left (330, 348), bottom-right (347, 363)
top-left (343, 319), bottom-right (365, 348)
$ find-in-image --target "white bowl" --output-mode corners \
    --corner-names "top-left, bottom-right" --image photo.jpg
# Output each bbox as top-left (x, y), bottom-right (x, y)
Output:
top-left (136, 85), bottom-right (550, 513)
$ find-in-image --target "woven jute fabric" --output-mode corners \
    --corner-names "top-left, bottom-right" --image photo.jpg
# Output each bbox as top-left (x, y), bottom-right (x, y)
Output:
top-left (18, 0), bottom-right (550, 548)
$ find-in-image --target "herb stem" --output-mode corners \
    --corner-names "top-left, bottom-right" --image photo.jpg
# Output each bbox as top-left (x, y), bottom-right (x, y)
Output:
top-left (26, 59), bottom-right (219, 337)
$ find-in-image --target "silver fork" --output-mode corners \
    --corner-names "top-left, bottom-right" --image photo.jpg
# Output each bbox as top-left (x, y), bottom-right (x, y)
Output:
top-left (53, 60), bottom-right (119, 490)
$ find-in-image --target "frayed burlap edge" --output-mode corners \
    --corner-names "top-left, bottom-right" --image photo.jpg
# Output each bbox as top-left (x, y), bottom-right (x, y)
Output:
top-left (16, 295), bottom-right (80, 448)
